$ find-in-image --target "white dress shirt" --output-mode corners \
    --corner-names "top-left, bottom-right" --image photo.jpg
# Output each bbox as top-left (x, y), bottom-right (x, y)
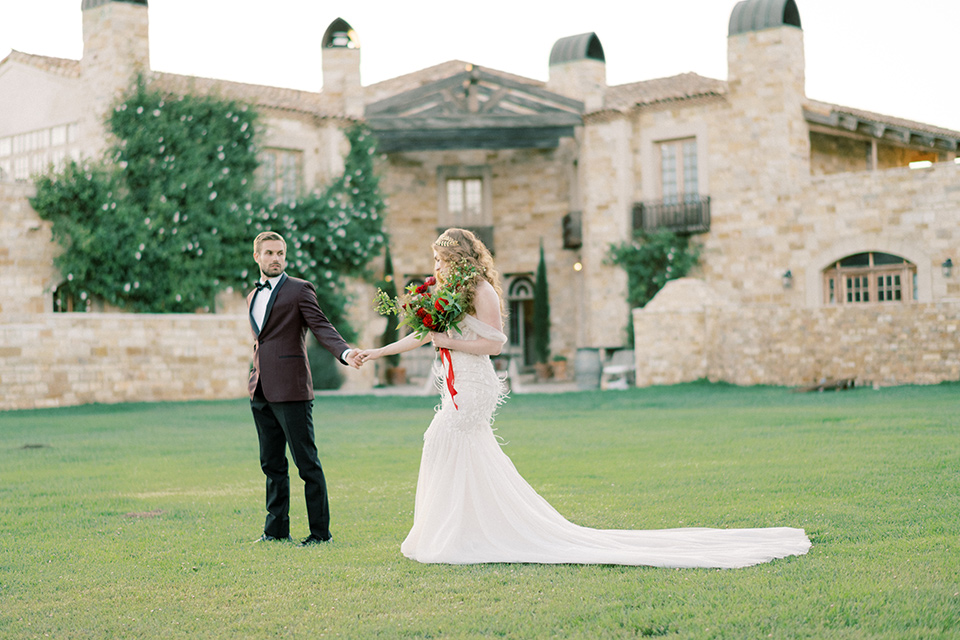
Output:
top-left (251, 275), bottom-right (281, 332)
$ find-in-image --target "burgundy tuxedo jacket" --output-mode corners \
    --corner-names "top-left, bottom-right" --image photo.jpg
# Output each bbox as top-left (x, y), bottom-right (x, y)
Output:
top-left (246, 273), bottom-right (350, 402)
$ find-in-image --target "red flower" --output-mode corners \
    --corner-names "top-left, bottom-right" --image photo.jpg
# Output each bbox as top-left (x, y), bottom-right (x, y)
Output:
top-left (415, 277), bottom-right (437, 295)
top-left (434, 297), bottom-right (448, 313)
top-left (423, 314), bottom-right (435, 329)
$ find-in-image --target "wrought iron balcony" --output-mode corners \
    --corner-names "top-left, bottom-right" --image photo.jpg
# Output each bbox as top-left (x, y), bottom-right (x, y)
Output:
top-left (632, 196), bottom-right (711, 234)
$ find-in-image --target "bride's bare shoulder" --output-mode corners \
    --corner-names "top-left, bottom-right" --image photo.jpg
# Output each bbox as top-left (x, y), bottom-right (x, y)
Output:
top-left (474, 279), bottom-right (499, 305)
top-left (472, 279), bottom-right (502, 330)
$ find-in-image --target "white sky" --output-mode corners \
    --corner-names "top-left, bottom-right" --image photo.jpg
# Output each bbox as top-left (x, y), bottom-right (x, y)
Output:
top-left (2, 0), bottom-right (958, 131)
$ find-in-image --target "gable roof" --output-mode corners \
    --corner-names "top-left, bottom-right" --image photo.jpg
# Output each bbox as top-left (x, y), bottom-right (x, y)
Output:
top-left (363, 60), bottom-right (547, 106)
top-left (365, 65), bottom-right (583, 152)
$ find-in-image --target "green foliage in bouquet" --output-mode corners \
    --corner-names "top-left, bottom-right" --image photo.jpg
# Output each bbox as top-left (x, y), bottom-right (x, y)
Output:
top-left (31, 79), bottom-right (386, 330)
top-left (375, 260), bottom-right (479, 339)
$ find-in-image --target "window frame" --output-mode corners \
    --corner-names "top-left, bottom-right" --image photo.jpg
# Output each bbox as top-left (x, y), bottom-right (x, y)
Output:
top-left (437, 165), bottom-right (493, 228)
top-left (258, 148), bottom-right (303, 204)
top-left (0, 122), bottom-right (80, 182)
top-left (822, 252), bottom-right (917, 305)
top-left (657, 137), bottom-right (699, 204)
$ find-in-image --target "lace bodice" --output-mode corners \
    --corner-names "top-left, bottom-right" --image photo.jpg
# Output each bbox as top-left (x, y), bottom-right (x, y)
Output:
top-left (430, 315), bottom-right (508, 431)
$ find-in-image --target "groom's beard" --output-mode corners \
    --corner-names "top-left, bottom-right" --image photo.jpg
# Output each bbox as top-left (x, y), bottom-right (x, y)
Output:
top-left (262, 263), bottom-right (283, 277)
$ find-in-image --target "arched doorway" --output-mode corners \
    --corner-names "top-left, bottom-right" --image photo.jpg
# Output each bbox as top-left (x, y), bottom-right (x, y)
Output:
top-left (507, 276), bottom-right (535, 367)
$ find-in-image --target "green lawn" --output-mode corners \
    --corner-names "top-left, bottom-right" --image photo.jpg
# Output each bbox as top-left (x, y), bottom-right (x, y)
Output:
top-left (1, 382), bottom-right (958, 639)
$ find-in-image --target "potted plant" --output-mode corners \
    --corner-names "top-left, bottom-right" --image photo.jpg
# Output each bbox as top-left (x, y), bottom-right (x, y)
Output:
top-left (551, 354), bottom-right (568, 381)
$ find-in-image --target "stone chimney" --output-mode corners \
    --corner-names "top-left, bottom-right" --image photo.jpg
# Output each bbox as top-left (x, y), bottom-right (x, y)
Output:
top-left (726, 0), bottom-right (809, 190)
top-left (80, 0), bottom-right (150, 156)
top-left (321, 18), bottom-right (363, 118)
top-left (547, 33), bottom-right (606, 113)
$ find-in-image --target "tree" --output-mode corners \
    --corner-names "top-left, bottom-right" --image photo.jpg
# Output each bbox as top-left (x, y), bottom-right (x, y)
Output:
top-left (31, 79), bottom-right (386, 331)
top-left (532, 241), bottom-right (551, 364)
top-left (378, 244), bottom-right (401, 368)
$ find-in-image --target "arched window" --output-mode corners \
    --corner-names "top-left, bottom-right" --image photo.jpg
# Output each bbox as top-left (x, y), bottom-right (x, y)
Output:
top-left (823, 252), bottom-right (916, 305)
top-left (507, 276), bottom-right (535, 366)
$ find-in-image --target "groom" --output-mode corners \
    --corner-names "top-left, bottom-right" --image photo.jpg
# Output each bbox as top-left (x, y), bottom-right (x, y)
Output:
top-left (246, 231), bottom-right (361, 546)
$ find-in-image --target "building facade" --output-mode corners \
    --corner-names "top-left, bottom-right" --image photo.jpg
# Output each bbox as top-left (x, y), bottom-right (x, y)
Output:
top-left (1, 0), bottom-right (958, 409)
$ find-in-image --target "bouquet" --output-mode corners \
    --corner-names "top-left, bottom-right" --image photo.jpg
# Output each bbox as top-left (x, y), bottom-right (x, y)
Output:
top-left (374, 260), bottom-right (479, 339)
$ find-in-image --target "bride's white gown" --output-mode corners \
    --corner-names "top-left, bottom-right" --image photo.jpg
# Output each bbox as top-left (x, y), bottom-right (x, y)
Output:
top-left (400, 315), bottom-right (811, 568)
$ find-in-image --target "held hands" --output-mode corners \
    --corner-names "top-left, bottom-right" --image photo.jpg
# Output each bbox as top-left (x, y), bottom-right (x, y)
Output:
top-left (354, 333), bottom-right (448, 367)
top-left (345, 350), bottom-right (363, 369)
top-left (354, 348), bottom-right (383, 366)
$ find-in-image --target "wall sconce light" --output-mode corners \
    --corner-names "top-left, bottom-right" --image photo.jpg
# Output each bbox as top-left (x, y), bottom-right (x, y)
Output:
top-left (942, 258), bottom-right (953, 279)
top-left (782, 270), bottom-right (793, 289)
top-left (573, 257), bottom-right (583, 272)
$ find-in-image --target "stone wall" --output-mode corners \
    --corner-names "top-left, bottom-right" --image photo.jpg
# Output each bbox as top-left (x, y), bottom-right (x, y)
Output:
top-left (697, 135), bottom-right (960, 308)
top-left (810, 132), bottom-right (869, 176)
top-left (0, 183), bottom-right (376, 411)
top-left (634, 278), bottom-right (960, 388)
top-left (0, 313), bottom-right (251, 410)
top-left (0, 182), bottom-right (58, 315)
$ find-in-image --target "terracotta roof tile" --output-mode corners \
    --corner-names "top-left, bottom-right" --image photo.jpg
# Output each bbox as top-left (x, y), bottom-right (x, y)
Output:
top-left (2, 50), bottom-right (80, 78)
top-left (149, 72), bottom-right (342, 119)
top-left (0, 51), bottom-right (343, 118)
top-left (603, 72), bottom-right (727, 111)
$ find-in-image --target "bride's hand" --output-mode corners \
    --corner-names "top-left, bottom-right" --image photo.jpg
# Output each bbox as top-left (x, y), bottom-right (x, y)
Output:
top-left (430, 332), bottom-right (452, 350)
top-left (356, 348), bottom-right (382, 364)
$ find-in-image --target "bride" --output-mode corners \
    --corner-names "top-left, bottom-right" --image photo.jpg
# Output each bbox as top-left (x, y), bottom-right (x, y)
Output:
top-left (357, 228), bottom-right (811, 568)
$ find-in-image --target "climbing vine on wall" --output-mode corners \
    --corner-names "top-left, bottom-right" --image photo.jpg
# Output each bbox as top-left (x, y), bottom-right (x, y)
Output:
top-left (31, 80), bottom-right (386, 331)
top-left (607, 228), bottom-right (701, 309)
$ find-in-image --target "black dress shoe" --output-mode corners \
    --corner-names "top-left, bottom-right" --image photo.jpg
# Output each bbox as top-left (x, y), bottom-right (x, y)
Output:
top-left (299, 534), bottom-right (333, 546)
top-left (255, 533), bottom-right (293, 543)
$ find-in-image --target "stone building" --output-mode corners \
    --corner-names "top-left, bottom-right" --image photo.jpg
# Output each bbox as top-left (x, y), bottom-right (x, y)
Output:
top-left (2, 0), bottom-right (958, 409)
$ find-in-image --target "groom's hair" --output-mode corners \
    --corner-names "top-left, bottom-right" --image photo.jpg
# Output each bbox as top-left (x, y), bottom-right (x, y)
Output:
top-left (254, 231), bottom-right (286, 254)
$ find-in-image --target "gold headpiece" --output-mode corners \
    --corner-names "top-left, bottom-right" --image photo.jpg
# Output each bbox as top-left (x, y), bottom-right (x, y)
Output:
top-left (434, 234), bottom-right (460, 247)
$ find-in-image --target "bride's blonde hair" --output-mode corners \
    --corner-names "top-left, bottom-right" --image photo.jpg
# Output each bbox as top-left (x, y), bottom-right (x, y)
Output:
top-left (434, 228), bottom-right (505, 317)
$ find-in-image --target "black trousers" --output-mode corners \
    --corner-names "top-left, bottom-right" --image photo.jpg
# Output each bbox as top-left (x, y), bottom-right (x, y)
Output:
top-left (251, 387), bottom-right (331, 540)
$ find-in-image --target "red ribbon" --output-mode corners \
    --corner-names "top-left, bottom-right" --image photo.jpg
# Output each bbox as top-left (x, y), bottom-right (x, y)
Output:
top-left (439, 347), bottom-right (458, 410)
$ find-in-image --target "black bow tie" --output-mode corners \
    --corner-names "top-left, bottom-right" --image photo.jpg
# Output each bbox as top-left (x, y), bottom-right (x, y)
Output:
top-left (255, 281), bottom-right (272, 292)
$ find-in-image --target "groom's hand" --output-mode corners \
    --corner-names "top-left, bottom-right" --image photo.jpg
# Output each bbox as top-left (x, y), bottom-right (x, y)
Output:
top-left (345, 350), bottom-right (362, 369)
